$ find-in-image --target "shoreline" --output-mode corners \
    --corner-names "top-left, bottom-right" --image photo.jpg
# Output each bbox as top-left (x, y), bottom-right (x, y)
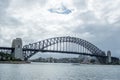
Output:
top-left (0, 61), bottom-right (31, 64)
top-left (31, 62), bottom-right (120, 65)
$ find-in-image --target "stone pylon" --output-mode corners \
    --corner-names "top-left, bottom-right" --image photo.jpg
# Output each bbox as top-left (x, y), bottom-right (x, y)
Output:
top-left (107, 50), bottom-right (111, 64)
top-left (12, 38), bottom-right (24, 60)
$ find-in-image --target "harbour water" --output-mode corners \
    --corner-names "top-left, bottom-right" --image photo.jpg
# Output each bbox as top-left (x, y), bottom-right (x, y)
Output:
top-left (0, 63), bottom-right (120, 80)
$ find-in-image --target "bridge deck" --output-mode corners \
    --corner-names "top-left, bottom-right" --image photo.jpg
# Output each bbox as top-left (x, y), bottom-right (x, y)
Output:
top-left (22, 49), bottom-right (107, 58)
top-left (0, 47), bottom-right (113, 58)
top-left (0, 47), bottom-right (14, 50)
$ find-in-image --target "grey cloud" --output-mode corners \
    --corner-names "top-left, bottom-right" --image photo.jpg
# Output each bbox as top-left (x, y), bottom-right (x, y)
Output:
top-left (73, 0), bottom-right (87, 10)
top-left (0, 0), bottom-right (9, 10)
top-left (12, 0), bottom-right (47, 8)
top-left (71, 1), bottom-right (120, 56)
top-left (0, 0), bottom-right (21, 27)
top-left (73, 22), bottom-right (120, 57)
top-left (75, 11), bottom-right (99, 24)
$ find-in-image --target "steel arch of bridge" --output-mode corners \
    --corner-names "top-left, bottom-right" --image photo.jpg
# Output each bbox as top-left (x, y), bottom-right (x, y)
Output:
top-left (23, 36), bottom-right (105, 59)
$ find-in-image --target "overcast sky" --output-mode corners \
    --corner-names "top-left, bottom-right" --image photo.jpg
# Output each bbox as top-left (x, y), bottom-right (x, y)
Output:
top-left (0, 0), bottom-right (120, 58)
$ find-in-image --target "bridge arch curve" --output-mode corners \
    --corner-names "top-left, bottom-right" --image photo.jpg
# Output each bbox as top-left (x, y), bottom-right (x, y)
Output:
top-left (23, 36), bottom-right (105, 59)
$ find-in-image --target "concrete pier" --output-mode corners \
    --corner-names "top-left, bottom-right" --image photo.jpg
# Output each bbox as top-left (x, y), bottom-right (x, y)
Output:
top-left (107, 50), bottom-right (111, 64)
top-left (12, 38), bottom-right (24, 60)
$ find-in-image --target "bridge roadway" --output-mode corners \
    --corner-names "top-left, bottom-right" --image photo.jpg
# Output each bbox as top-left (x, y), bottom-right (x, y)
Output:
top-left (0, 47), bottom-right (14, 50)
top-left (0, 46), bottom-right (119, 64)
top-left (0, 47), bottom-right (107, 58)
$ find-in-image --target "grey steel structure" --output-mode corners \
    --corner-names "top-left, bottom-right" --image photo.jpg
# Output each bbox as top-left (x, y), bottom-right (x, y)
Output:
top-left (0, 36), bottom-right (119, 64)
top-left (23, 36), bottom-right (105, 58)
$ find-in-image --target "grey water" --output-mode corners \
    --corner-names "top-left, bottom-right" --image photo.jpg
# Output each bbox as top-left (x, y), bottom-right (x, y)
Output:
top-left (0, 63), bottom-right (120, 80)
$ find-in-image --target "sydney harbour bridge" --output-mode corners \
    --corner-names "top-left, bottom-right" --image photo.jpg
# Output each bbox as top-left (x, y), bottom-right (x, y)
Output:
top-left (0, 36), bottom-right (119, 64)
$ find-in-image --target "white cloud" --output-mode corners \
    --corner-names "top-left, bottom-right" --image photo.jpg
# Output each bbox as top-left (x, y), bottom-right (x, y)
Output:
top-left (87, 0), bottom-right (120, 24)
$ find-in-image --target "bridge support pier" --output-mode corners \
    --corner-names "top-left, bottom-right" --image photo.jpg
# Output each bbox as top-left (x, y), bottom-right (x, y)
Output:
top-left (107, 50), bottom-right (111, 64)
top-left (12, 38), bottom-right (24, 60)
